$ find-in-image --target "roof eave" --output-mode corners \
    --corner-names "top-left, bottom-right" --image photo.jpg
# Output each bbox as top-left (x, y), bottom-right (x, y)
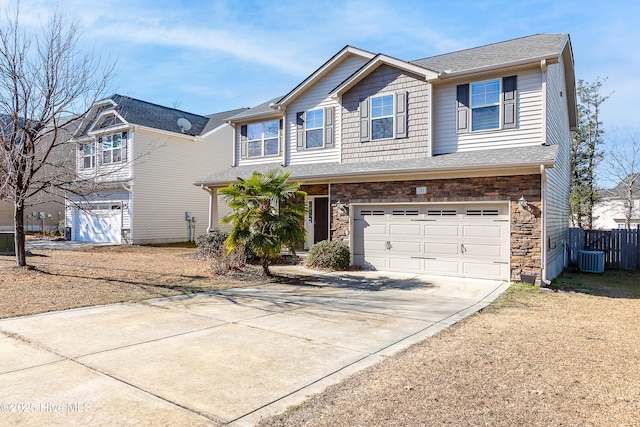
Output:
top-left (330, 54), bottom-right (440, 98)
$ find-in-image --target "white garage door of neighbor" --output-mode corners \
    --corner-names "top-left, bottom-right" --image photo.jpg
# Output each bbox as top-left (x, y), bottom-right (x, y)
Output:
top-left (74, 208), bottom-right (122, 243)
top-left (353, 204), bottom-right (510, 280)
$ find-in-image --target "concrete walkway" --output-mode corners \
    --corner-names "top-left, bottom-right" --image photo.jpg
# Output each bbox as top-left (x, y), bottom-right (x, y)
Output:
top-left (0, 268), bottom-right (510, 426)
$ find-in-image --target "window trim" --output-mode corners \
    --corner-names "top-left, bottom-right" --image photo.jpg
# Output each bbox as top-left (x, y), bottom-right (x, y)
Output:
top-left (100, 132), bottom-right (126, 165)
top-left (370, 93), bottom-right (395, 141)
top-left (246, 120), bottom-right (280, 158)
top-left (81, 142), bottom-right (95, 169)
top-left (470, 78), bottom-right (501, 132)
top-left (456, 75), bottom-right (517, 134)
top-left (304, 108), bottom-right (324, 149)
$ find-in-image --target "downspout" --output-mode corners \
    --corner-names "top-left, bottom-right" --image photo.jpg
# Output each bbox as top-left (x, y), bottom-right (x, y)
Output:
top-left (200, 185), bottom-right (218, 232)
top-left (540, 164), bottom-right (549, 286)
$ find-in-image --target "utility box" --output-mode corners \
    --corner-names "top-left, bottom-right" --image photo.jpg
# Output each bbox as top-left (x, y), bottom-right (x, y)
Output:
top-left (0, 232), bottom-right (15, 255)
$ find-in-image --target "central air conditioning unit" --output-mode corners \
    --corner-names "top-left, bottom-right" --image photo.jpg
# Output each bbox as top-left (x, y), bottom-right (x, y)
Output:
top-left (578, 250), bottom-right (605, 273)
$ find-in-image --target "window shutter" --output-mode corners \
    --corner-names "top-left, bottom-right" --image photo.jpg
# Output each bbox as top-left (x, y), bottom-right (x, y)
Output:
top-left (96, 137), bottom-right (102, 166)
top-left (456, 84), bottom-right (470, 133)
top-left (296, 112), bottom-right (305, 150)
top-left (359, 98), bottom-right (369, 142)
top-left (240, 125), bottom-right (247, 159)
top-left (502, 76), bottom-right (517, 129)
top-left (324, 106), bottom-right (335, 148)
top-left (122, 132), bottom-right (128, 162)
top-left (395, 91), bottom-right (408, 138)
top-left (279, 119), bottom-right (283, 155)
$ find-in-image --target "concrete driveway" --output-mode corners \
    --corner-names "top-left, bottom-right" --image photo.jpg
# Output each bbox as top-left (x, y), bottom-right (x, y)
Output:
top-left (0, 267), bottom-right (509, 426)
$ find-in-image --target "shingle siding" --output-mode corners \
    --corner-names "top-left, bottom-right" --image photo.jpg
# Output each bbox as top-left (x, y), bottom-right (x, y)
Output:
top-left (341, 65), bottom-right (430, 163)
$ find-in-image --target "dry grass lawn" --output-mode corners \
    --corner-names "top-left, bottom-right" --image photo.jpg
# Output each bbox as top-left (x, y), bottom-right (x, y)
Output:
top-left (258, 273), bottom-right (640, 427)
top-left (0, 244), bottom-right (263, 319)
top-left (1, 243), bottom-right (639, 426)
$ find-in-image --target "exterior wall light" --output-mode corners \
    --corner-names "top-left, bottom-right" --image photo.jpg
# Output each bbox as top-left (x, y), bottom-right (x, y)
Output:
top-left (519, 195), bottom-right (528, 210)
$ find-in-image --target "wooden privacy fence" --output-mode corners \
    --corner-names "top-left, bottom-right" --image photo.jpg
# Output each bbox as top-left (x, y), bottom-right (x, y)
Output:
top-left (568, 228), bottom-right (640, 270)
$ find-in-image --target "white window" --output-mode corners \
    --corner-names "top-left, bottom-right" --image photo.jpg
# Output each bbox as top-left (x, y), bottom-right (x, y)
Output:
top-left (247, 120), bottom-right (279, 157)
top-left (470, 79), bottom-right (500, 131)
top-left (305, 109), bottom-right (324, 149)
top-left (100, 132), bottom-right (126, 164)
top-left (81, 142), bottom-right (95, 169)
top-left (371, 94), bottom-right (394, 140)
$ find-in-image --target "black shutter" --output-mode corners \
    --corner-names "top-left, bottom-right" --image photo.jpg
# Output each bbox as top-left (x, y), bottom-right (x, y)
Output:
top-left (359, 98), bottom-right (369, 142)
top-left (456, 84), bottom-right (470, 133)
top-left (502, 76), bottom-right (517, 129)
top-left (240, 125), bottom-right (247, 159)
top-left (296, 112), bottom-right (305, 150)
top-left (122, 132), bottom-right (128, 162)
top-left (395, 91), bottom-right (408, 138)
top-left (324, 107), bottom-right (335, 148)
top-left (278, 119), bottom-right (283, 155)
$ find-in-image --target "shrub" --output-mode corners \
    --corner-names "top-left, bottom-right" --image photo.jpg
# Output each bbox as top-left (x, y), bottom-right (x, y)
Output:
top-left (306, 240), bottom-right (351, 270)
top-left (195, 231), bottom-right (246, 274)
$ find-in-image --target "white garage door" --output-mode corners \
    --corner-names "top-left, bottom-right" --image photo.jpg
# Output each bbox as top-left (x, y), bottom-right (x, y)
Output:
top-left (353, 204), bottom-right (510, 280)
top-left (74, 208), bottom-right (122, 243)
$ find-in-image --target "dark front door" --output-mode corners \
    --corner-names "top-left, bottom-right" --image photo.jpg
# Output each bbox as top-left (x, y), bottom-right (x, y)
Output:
top-left (314, 197), bottom-right (329, 244)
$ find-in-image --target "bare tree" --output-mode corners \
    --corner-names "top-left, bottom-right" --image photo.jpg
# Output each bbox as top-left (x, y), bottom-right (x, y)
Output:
top-left (0, 7), bottom-right (114, 266)
top-left (602, 131), bottom-right (640, 229)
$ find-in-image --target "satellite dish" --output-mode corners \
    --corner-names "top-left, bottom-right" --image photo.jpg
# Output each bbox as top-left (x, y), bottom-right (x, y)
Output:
top-left (177, 117), bottom-right (192, 133)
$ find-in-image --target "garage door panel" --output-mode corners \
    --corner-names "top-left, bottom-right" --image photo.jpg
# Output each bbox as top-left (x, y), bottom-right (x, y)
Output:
top-left (362, 223), bottom-right (387, 236)
top-left (463, 244), bottom-right (503, 258)
top-left (463, 224), bottom-right (505, 238)
top-left (389, 241), bottom-right (421, 253)
top-left (364, 256), bottom-right (388, 270)
top-left (389, 257), bottom-right (422, 271)
top-left (425, 259), bottom-right (460, 274)
top-left (364, 240), bottom-right (388, 251)
top-left (463, 262), bottom-right (507, 278)
top-left (425, 242), bottom-right (459, 256)
top-left (425, 225), bottom-right (459, 237)
top-left (354, 204), bottom-right (509, 280)
top-left (389, 224), bottom-right (421, 236)
top-left (75, 209), bottom-right (121, 243)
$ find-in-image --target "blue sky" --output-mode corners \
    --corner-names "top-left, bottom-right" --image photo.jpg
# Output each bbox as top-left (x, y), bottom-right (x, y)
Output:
top-left (3, 0), bottom-right (639, 137)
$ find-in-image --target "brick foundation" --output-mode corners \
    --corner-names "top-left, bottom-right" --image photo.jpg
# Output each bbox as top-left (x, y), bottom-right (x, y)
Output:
top-left (328, 174), bottom-right (542, 281)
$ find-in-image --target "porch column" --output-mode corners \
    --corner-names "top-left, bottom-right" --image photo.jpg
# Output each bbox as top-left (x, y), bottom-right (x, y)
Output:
top-left (204, 186), bottom-right (219, 232)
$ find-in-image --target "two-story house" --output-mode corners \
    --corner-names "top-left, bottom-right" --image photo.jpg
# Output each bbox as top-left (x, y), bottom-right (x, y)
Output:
top-left (195, 34), bottom-right (576, 283)
top-left (67, 95), bottom-right (246, 244)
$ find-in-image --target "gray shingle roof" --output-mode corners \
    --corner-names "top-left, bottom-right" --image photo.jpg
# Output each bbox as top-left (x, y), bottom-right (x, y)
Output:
top-left (80, 95), bottom-right (245, 137)
top-left (195, 144), bottom-right (558, 186)
top-left (226, 97), bottom-right (284, 122)
top-left (202, 107), bottom-right (250, 134)
top-left (411, 33), bottom-right (569, 74)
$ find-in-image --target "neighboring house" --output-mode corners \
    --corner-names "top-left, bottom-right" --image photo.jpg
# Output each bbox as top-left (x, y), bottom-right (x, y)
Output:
top-left (196, 34), bottom-right (577, 283)
top-left (593, 174), bottom-right (640, 229)
top-left (0, 115), bottom-right (74, 233)
top-left (67, 95), bottom-right (246, 244)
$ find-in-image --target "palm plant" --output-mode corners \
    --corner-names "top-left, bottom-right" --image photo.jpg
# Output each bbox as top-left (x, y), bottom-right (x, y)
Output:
top-left (220, 169), bottom-right (307, 275)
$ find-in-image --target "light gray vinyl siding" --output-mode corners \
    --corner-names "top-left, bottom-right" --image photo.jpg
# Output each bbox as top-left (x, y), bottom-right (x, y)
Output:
top-left (76, 131), bottom-right (134, 183)
top-left (235, 120), bottom-right (285, 167)
top-left (432, 68), bottom-right (544, 154)
top-left (286, 54), bottom-right (369, 165)
top-left (543, 58), bottom-right (571, 280)
top-left (341, 65), bottom-right (430, 163)
top-left (131, 126), bottom-right (233, 243)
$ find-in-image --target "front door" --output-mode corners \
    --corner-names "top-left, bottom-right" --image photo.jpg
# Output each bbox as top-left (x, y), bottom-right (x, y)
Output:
top-left (313, 197), bottom-right (329, 244)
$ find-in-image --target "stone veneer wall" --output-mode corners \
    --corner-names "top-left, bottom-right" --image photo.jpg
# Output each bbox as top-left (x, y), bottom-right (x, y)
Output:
top-left (329, 174), bottom-right (542, 281)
